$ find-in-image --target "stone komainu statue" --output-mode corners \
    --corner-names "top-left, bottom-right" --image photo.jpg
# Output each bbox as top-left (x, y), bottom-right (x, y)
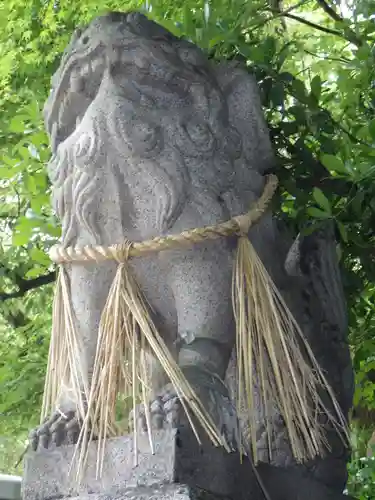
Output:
top-left (30, 11), bottom-right (353, 497)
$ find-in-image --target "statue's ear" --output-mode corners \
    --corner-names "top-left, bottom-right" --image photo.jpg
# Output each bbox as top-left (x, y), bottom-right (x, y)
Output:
top-left (214, 62), bottom-right (275, 174)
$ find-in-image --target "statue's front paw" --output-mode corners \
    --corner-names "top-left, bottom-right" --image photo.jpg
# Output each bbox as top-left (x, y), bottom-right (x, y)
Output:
top-left (129, 384), bottom-right (181, 432)
top-left (130, 372), bottom-right (240, 453)
top-left (149, 384), bottom-right (181, 429)
top-left (29, 410), bottom-right (82, 451)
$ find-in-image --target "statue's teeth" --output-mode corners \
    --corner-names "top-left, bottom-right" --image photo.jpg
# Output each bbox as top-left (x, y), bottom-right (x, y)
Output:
top-left (120, 51), bottom-right (131, 64)
top-left (70, 72), bottom-right (85, 93)
top-left (91, 58), bottom-right (103, 73)
top-left (51, 122), bottom-right (58, 151)
top-left (80, 62), bottom-right (90, 76)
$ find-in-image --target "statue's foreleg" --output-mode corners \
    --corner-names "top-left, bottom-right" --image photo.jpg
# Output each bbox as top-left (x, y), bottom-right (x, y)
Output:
top-left (164, 241), bottom-right (235, 378)
top-left (30, 263), bottom-right (117, 451)
top-left (137, 240), bottom-right (239, 445)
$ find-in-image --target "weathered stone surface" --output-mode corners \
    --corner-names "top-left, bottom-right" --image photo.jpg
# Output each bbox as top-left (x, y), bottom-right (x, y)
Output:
top-left (41, 11), bottom-right (275, 393)
top-left (67, 485), bottom-right (193, 500)
top-left (23, 431), bottom-right (175, 499)
top-left (23, 425), bottom-right (356, 500)
top-left (23, 428), bottom-right (356, 500)
top-left (23, 427), bottom-right (251, 500)
top-left (33, 7), bottom-right (278, 458)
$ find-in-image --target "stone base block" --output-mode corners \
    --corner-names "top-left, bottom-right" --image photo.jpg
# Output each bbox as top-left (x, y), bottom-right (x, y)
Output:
top-left (68, 484), bottom-right (193, 500)
top-left (23, 430), bottom-right (177, 500)
top-left (22, 427), bottom-right (248, 500)
top-left (22, 427), bottom-right (355, 500)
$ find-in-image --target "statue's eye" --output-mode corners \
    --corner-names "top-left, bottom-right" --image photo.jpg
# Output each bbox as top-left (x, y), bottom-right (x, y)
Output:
top-left (81, 35), bottom-right (90, 45)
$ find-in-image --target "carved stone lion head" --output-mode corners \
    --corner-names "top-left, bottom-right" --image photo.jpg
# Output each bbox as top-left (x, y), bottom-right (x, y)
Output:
top-left (45, 12), bottom-right (274, 245)
top-left (45, 12), bottom-right (233, 151)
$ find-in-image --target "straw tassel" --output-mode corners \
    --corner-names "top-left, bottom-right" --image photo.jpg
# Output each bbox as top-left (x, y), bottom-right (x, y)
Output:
top-left (232, 230), bottom-right (348, 463)
top-left (41, 267), bottom-right (89, 425)
top-left (73, 243), bottom-right (226, 480)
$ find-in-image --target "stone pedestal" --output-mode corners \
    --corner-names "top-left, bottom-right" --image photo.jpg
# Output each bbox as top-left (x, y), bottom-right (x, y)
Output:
top-left (22, 426), bottom-right (263, 500)
top-left (22, 425), bottom-right (356, 500)
top-left (63, 485), bottom-right (194, 500)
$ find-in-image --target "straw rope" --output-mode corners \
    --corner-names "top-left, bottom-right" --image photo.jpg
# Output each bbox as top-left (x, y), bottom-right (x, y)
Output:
top-left (49, 174), bottom-right (278, 264)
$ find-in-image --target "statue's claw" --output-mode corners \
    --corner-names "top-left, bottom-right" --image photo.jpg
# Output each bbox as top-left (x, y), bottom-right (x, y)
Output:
top-left (29, 410), bottom-right (81, 451)
top-left (129, 384), bottom-right (181, 433)
top-left (130, 375), bottom-right (240, 453)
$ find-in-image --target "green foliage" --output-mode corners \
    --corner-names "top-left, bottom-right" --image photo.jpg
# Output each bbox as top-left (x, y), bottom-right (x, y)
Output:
top-left (347, 456), bottom-right (375, 499)
top-left (0, 0), bottom-right (375, 492)
top-left (346, 426), bottom-right (375, 499)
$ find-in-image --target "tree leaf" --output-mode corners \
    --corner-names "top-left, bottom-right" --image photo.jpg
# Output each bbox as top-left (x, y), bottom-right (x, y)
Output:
top-left (312, 187), bottom-right (331, 214)
top-left (337, 221), bottom-right (348, 243)
top-left (321, 154), bottom-right (347, 174)
top-left (306, 207), bottom-right (332, 219)
top-left (292, 79), bottom-right (307, 101)
top-left (270, 82), bottom-right (284, 108)
top-left (368, 119), bottom-right (375, 141)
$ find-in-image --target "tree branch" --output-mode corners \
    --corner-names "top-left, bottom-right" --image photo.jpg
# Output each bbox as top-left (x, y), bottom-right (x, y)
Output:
top-left (283, 12), bottom-right (363, 46)
top-left (0, 271), bottom-right (56, 301)
top-left (254, 1), bottom-right (309, 31)
top-left (316, 0), bottom-right (343, 23)
top-left (284, 12), bottom-right (344, 37)
top-left (303, 48), bottom-right (351, 64)
top-left (316, 0), bottom-right (363, 46)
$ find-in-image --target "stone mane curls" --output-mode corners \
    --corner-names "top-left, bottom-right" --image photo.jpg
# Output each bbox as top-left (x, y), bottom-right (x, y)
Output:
top-left (47, 120), bottom-right (105, 246)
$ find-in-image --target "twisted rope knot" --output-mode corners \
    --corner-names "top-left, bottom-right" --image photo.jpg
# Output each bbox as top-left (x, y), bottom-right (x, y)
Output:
top-left (109, 240), bottom-right (133, 263)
